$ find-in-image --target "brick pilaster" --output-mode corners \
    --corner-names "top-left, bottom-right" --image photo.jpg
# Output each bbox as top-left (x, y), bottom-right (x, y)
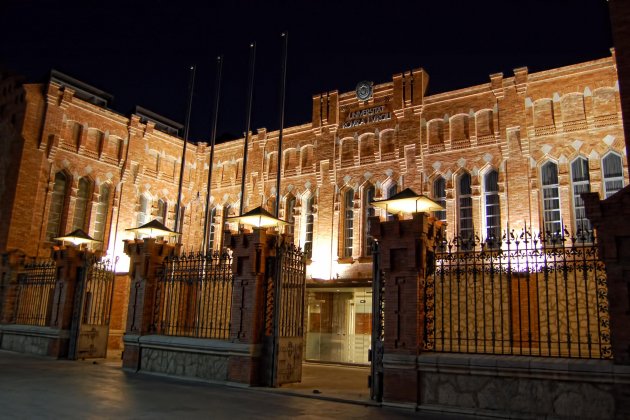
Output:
top-left (0, 251), bottom-right (26, 324)
top-left (122, 238), bottom-right (179, 369)
top-left (224, 228), bottom-right (278, 385)
top-left (370, 212), bottom-right (442, 404)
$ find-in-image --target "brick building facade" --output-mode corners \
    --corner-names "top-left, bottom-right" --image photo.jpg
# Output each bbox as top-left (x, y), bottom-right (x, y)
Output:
top-left (1, 53), bottom-right (628, 364)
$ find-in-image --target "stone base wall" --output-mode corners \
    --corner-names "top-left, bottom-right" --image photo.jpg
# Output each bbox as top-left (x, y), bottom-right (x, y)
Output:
top-left (407, 354), bottom-right (630, 419)
top-left (0, 325), bottom-right (69, 358)
top-left (123, 334), bottom-right (261, 384)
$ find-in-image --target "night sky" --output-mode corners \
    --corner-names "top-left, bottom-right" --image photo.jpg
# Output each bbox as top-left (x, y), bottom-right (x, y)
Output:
top-left (0, 0), bottom-right (613, 142)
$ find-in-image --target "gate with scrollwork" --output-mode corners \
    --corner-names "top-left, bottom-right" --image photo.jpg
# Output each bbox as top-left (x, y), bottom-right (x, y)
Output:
top-left (264, 240), bottom-right (306, 387)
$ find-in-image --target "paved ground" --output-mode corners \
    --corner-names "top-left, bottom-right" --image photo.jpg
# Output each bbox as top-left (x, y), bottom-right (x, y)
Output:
top-left (0, 351), bottom-right (462, 419)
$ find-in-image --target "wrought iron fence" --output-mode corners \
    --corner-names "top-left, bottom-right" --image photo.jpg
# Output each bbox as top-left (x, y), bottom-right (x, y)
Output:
top-left (154, 250), bottom-right (234, 339)
top-left (423, 229), bottom-right (612, 359)
top-left (82, 257), bottom-right (117, 325)
top-left (14, 259), bottom-right (57, 326)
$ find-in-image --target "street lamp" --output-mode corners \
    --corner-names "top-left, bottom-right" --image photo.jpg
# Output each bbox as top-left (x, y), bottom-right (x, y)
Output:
top-left (226, 205), bottom-right (289, 229)
top-left (370, 187), bottom-right (444, 216)
top-left (126, 219), bottom-right (179, 239)
top-left (54, 229), bottom-right (100, 248)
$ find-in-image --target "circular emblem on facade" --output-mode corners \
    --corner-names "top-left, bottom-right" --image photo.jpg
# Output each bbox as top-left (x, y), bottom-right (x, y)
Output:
top-left (355, 81), bottom-right (373, 101)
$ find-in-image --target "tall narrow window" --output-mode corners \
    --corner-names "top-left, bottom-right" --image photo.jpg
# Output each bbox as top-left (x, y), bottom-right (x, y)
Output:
top-left (71, 122), bottom-right (82, 147)
top-left (541, 161), bottom-right (562, 235)
top-left (156, 199), bottom-right (167, 224)
top-left (365, 186), bottom-right (375, 255)
top-left (286, 195), bottom-right (296, 236)
top-left (571, 158), bottom-right (591, 235)
top-left (137, 195), bottom-right (150, 227)
top-left (71, 177), bottom-right (91, 231)
top-left (343, 189), bottom-right (354, 258)
top-left (484, 170), bottom-right (501, 244)
top-left (46, 172), bottom-right (68, 241)
top-left (304, 196), bottom-right (314, 259)
top-left (386, 183), bottom-right (398, 221)
top-left (93, 184), bottom-right (111, 242)
top-left (602, 153), bottom-right (624, 198)
top-left (433, 177), bottom-right (446, 222)
top-left (458, 173), bottom-right (474, 241)
top-left (207, 207), bottom-right (217, 251)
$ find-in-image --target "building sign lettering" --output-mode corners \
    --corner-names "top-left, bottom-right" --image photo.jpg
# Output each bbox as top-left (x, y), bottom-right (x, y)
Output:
top-left (342, 105), bottom-right (392, 129)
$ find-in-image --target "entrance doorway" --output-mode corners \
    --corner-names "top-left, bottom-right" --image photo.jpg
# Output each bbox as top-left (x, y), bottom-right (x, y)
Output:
top-left (305, 287), bottom-right (372, 365)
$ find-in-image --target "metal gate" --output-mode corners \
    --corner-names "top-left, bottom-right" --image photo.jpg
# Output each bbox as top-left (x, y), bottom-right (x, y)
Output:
top-left (265, 241), bottom-right (306, 387)
top-left (68, 257), bottom-right (116, 360)
top-left (369, 241), bottom-right (385, 401)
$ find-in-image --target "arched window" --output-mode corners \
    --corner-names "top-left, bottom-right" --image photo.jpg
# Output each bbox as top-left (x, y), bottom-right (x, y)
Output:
top-left (433, 177), bottom-right (446, 222)
top-left (343, 189), bottom-right (354, 258)
top-left (222, 203), bottom-right (232, 242)
top-left (137, 194), bottom-right (150, 227)
top-left (571, 158), bottom-right (591, 235)
top-left (484, 170), bottom-right (501, 242)
top-left (46, 172), bottom-right (69, 241)
top-left (541, 161), bottom-right (561, 235)
top-left (286, 195), bottom-right (296, 236)
top-left (364, 185), bottom-right (375, 255)
top-left (267, 197), bottom-right (277, 217)
top-left (207, 207), bottom-right (217, 251)
top-left (602, 153), bottom-right (624, 198)
top-left (93, 184), bottom-right (111, 242)
top-left (156, 199), bottom-right (167, 224)
top-left (173, 204), bottom-right (185, 232)
top-left (458, 173), bottom-right (473, 241)
top-left (71, 178), bottom-right (91, 232)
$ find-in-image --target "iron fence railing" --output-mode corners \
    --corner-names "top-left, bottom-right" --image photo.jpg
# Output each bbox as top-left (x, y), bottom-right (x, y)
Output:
top-left (423, 229), bottom-right (611, 359)
top-left (14, 259), bottom-right (57, 326)
top-left (154, 250), bottom-right (234, 339)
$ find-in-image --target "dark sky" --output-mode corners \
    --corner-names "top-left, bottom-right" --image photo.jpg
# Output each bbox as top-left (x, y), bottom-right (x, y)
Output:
top-left (0, 0), bottom-right (613, 142)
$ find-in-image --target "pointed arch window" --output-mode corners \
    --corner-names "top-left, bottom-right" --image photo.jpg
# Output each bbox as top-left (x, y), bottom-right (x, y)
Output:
top-left (137, 194), bottom-right (150, 227)
top-left (541, 161), bottom-right (561, 235)
top-left (156, 199), bottom-right (167, 224)
top-left (484, 170), bottom-right (501, 243)
top-left (93, 184), bottom-right (111, 243)
top-left (458, 173), bottom-right (474, 241)
top-left (286, 195), bottom-right (296, 236)
top-left (602, 152), bottom-right (624, 198)
top-left (343, 189), bottom-right (354, 258)
top-left (364, 185), bottom-right (375, 255)
top-left (570, 157), bottom-right (591, 235)
top-left (433, 177), bottom-right (446, 222)
top-left (46, 172), bottom-right (69, 241)
top-left (386, 183), bottom-right (398, 221)
top-left (304, 196), bottom-right (314, 259)
top-left (72, 178), bottom-right (91, 232)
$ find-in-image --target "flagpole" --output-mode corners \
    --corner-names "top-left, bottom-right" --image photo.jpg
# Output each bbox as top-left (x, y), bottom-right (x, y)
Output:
top-left (239, 42), bottom-right (257, 217)
top-left (274, 32), bottom-right (288, 219)
top-left (175, 65), bottom-right (196, 242)
top-left (202, 56), bottom-right (223, 253)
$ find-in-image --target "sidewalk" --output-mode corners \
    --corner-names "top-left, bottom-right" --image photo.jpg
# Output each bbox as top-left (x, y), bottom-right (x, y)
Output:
top-left (0, 350), bottom-right (459, 419)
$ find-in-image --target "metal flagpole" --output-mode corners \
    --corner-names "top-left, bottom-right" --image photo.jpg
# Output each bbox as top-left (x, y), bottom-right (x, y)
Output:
top-left (201, 56), bottom-right (223, 253)
top-left (274, 32), bottom-right (288, 218)
top-left (239, 42), bottom-right (257, 217)
top-left (175, 65), bottom-right (196, 242)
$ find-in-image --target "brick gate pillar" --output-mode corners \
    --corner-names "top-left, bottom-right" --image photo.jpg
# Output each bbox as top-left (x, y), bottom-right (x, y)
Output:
top-left (224, 228), bottom-right (277, 386)
top-left (584, 189), bottom-right (630, 365)
top-left (370, 212), bottom-right (442, 405)
top-left (49, 245), bottom-right (96, 358)
top-left (0, 251), bottom-right (26, 324)
top-left (122, 238), bottom-right (179, 370)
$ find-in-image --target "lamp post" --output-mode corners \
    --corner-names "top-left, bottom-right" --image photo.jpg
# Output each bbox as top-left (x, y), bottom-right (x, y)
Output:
top-left (370, 187), bottom-right (444, 216)
top-left (54, 229), bottom-right (100, 249)
top-left (125, 219), bottom-right (179, 240)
